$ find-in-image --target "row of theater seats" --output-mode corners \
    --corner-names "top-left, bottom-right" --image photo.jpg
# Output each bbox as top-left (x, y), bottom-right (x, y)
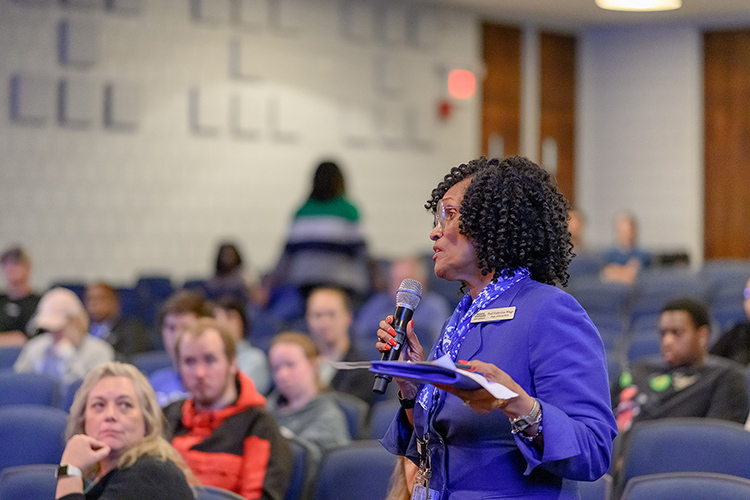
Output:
top-left (568, 260), bottom-right (750, 332)
top-left (4, 415), bottom-right (749, 500)
top-left (0, 368), bottom-right (402, 500)
top-left (5, 352), bottom-right (750, 498)
top-left (565, 261), bottom-right (750, 379)
top-left (53, 259), bottom-right (750, 342)
top-left (0, 427), bottom-right (396, 500)
top-left (52, 255), bottom-right (464, 335)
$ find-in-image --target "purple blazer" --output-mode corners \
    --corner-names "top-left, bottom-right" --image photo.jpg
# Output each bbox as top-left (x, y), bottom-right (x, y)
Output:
top-left (381, 276), bottom-right (617, 499)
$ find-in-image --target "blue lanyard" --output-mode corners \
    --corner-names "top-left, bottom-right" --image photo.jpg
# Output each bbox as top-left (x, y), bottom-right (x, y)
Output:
top-left (416, 269), bottom-right (529, 415)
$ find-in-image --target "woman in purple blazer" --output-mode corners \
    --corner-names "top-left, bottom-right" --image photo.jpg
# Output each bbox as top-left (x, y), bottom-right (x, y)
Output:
top-left (377, 156), bottom-right (617, 500)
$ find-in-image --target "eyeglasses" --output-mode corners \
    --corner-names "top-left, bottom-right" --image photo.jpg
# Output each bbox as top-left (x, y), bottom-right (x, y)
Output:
top-left (744, 287), bottom-right (750, 300)
top-left (433, 199), bottom-right (461, 230)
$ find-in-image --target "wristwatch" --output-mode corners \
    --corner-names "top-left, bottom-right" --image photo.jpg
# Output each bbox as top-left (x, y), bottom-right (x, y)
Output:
top-left (509, 398), bottom-right (542, 434)
top-left (398, 391), bottom-right (416, 409)
top-left (56, 464), bottom-right (83, 479)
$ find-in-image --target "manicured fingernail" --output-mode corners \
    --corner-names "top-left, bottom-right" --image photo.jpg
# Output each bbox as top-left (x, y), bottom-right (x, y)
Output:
top-left (388, 328), bottom-right (397, 336)
top-left (388, 338), bottom-right (398, 347)
top-left (468, 366), bottom-right (477, 372)
top-left (384, 344), bottom-right (391, 350)
top-left (408, 320), bottom-right (413, 328)
top-left (387, 315), bottom-right (393, 322)
top-left (458, 359), bottom-right (468, 363)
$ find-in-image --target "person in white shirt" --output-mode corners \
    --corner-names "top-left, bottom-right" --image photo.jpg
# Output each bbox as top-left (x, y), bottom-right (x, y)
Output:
top-left (14, 287), bottom-right (114, 388)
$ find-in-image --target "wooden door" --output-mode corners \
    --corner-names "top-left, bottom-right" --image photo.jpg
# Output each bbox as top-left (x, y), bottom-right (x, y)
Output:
top-left (481, 23), bottom-right (521, 159)
top-left (704, 31), bottom-right (750, 259)
top-left (540, 32), bottom-right (576, 206)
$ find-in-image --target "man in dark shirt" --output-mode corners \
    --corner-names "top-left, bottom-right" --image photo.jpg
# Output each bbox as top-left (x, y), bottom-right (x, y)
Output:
top-left (84, 282), bottom-right (149, 361)
top-left (614, 297), bottom-right (749, 431)
top-left (709, 275), bottom-right (750, 365)
top-left (306, 286), bottom-right (376, 407)
top-left (0, 246), bottom-right (41, 347)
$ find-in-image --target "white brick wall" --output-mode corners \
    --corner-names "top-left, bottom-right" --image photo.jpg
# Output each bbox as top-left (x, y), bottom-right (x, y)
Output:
top-left (0, 0), bottom-right (481, 288)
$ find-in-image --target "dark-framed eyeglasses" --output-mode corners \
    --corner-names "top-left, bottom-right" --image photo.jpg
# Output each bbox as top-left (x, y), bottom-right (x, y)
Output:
top-left (433, 199), bottom-right (461, 230)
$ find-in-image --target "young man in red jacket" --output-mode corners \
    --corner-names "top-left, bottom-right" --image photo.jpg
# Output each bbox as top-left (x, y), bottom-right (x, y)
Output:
top-left (163, 318), bottom-right (292, 500)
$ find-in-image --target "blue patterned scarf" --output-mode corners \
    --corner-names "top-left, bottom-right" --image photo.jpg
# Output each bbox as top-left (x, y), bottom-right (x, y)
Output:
top-left (416, 268), bottom-right (530, 411)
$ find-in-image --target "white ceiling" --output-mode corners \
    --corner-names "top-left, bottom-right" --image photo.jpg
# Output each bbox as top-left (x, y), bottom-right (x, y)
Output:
top-left (425, 0), bottom-right (750, 30)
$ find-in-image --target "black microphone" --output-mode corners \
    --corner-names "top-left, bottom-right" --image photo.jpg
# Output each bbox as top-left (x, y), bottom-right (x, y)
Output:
top-left (373, 278), bottom-right (423, 394)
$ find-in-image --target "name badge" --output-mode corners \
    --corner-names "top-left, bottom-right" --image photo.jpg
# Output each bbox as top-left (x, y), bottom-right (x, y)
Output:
top-left (471, 306), bottom-right (516, 323)
top-left (412, 485), bottom-right (439, 500)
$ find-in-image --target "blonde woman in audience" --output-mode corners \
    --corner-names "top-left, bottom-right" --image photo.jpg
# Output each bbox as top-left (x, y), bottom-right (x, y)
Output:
top-left (267, 332), bottom-right (350, 454)
top-left (55, 361), bottom-right (194, 500)
top-left (14, 287), bottom-right (114, 388)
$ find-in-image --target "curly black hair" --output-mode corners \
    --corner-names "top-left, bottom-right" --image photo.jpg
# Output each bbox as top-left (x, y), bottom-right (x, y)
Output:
top-left (426, 156), bottom-right (573, 286)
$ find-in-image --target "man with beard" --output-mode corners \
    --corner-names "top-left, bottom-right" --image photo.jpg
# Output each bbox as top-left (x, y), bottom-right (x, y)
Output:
top-left (163, 318), bottom-right (292, 500)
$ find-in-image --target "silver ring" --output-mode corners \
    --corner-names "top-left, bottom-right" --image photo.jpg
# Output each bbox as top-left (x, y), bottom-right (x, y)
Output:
top-left (463, 399), bottom-right (471, 406)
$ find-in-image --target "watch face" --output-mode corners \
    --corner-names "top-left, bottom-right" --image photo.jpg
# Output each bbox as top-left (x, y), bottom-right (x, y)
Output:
top-left (56, 465), bottom-right (81, 478)
top-left (513, 418), bottom-right (532, 431)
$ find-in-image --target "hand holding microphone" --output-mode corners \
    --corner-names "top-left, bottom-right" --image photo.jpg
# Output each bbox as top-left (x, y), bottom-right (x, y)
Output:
top-left (373, 279), bottom-right (423, 394)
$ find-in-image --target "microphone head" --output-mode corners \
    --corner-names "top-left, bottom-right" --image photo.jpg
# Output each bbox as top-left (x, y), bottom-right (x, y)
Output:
top-left (396, 279), bottom-right (422, 310)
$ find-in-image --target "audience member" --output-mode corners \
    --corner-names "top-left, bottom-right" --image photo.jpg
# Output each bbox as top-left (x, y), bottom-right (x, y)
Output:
top-left (614, 298), bottom-right (748, 432)
top-left (213, 295), bottom-right (272, 394)
top-left (266, 332), bottom-right (350, 454)
top-left (354, 256), bottom-right (451, 350)
top-left (84, 282), bottom-right (149, 361)
top-left (164, 318), bottom-right (293, 500)
top-left (602, 212), bottom-right (650, 284)
top-left (272, 160), bottom-right (371, 301)
top-left (55, 362), bottom-right (194, 500)
top-left (0, 246), bottom-right (41, 346)
top-left (14, 287), bottom-right (114, 388)
top-left (306, 287), bottom-right (376, 407)
top-left (566, 209), bottom-right (604, 281)
top-left (149, 290), bottom-right (212, 407)
top-left (710, 275), bottom-right (750, 365)
top-left (568, 208), bottom-right (586, 251)
top-left (205, 242), bottom-right (267, 307)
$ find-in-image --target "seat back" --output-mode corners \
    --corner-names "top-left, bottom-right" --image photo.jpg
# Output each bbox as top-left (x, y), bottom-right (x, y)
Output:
top-left (0, 464), bottom-right (58, 500)
top-left (131, 350), bottom-right (173, 376)
top-left (285, 435), bottom-right (321, 500)
top-left (0, 405), bottom-right (68, 474)
top-left (60, 378), bottom-right (83, 412)
top-left (135, 276), bottom-right (174, 328)
top-left (625, 339), bottom-right (661, 364)
top-left (0, 346), bottom-right (23, 370)
top-left (312, 440), bottom-right (397, 500)
top-left (568, 278), bottom-right (632, 318)
top-left (367, 399), bottom-right (400, 440)
top-left (0, 372), bottom-right (60, 407)
top-left (117, 286), bottom-right (140, 319)
top-left (578, 473), bottom-right (612, 500)
top-left (621, 472), bottom-right (750, 500)
top-left (629, 270), bottom-right (708, 321)
top-left (193, 485), bottom-right (247, 499)
top-left (620, 418), bottom-right (750, 489)
top-left (330, 391), bottom-right (369, 440)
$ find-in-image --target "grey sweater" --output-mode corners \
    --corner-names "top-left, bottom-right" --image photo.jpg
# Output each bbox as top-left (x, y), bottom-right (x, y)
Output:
top-left (268, 391), bottom-right (351, 454)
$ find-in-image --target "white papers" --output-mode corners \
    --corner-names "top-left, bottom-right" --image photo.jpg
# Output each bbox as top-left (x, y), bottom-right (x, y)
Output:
top-left (330, 354), bottom-right (518, 400)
